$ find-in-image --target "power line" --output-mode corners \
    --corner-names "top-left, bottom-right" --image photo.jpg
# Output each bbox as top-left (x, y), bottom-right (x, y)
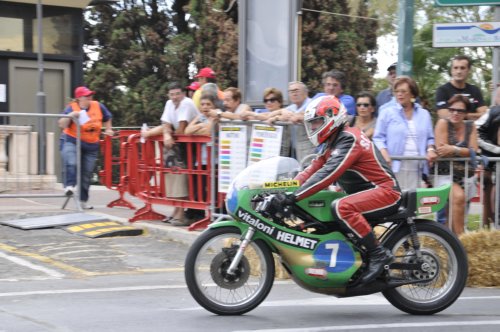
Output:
top-left (301, 8), bottom-right (380, 21)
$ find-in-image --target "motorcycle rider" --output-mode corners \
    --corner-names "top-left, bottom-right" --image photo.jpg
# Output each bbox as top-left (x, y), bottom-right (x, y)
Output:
top-left (270, 96), bottom-right (402, 284)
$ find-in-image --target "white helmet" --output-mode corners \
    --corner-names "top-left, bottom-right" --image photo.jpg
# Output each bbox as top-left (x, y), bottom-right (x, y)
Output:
top-left (304, 95), bottom-right (348, 146)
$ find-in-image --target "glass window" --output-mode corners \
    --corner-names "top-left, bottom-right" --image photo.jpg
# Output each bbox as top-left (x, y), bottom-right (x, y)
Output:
top-left (33, 14), bottom-right (79, 55)
top-left (244, 0), bottom-right (292, 103)
top-left (0, 17), bottom-right (24, 52)
top-left (0, 2), bottom-right (81, 56)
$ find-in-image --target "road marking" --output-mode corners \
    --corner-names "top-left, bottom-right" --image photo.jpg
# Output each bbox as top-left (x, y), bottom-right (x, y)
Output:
top-left (0, 242), bottom-right (185, 277)
top-left (0, 276), bottom-right (61, 282)
top-left (0, 280), bottom-right (290, 298)
top-left (173, 294), bottom-right (500, 311)
top-left (0, 243), bottom-right (92, 276)
top-left (0, 251), bottom-right (64, 278)
top-left (233, 320), bottom-right (500, 332)
top-left (0, 285), bottom-right (188, 297)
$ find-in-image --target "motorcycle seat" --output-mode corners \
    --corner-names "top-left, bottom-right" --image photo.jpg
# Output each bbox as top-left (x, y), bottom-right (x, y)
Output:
top-left (368, 189), bottom-right (417, 225)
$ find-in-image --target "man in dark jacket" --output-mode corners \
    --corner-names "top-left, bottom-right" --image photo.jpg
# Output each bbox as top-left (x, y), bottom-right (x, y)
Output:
top-left (478, 105), bottom-right (500, 227)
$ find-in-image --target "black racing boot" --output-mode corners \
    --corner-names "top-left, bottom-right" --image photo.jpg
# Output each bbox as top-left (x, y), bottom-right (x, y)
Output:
top-left (359, 232), bottom-right (393, 284)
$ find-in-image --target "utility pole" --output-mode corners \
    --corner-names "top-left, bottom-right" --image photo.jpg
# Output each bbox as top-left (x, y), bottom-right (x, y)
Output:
top-left (397, 0), bottom-right (414, 76)
top-left (37, 0), bottom-right (46, 175)
top-left (492, 6), bottom-right (500, 103)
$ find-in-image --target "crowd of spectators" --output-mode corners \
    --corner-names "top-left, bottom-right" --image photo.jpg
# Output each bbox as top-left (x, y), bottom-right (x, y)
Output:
top-left (131, 56), bottom-right (498, 231)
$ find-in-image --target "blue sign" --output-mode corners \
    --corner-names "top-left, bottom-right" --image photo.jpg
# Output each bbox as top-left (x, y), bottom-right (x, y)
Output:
top-left (433, 22), bottom-right (500, 47)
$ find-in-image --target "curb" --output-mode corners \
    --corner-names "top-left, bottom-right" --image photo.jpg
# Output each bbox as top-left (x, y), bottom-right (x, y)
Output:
top-left (89, 212), bottom-right (201, 246)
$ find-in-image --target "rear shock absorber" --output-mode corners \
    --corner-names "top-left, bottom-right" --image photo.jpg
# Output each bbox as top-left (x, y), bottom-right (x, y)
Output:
top-left (407, 218), bottom-right (423, 260)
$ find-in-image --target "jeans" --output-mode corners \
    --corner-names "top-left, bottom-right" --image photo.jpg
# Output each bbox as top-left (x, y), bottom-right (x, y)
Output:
top-left (61, 140), bottom-right (98, 202)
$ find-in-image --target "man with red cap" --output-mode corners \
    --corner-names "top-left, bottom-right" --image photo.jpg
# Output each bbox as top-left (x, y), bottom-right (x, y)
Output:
top-left (192, 67), bottom-right (224, 109)
top-left (58, 86), bottom-right (114, 209)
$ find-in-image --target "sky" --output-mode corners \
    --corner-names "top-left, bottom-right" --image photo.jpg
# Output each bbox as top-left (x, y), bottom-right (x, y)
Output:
top-left (374, 35), bottom-right (399, 78)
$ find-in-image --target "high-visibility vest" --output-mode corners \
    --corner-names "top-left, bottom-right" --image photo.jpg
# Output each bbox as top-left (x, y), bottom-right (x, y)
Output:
top-left (63, 101), bottom-right (103, 143)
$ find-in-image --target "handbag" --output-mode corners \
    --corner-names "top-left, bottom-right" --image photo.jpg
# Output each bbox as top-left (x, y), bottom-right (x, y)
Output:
top-left (163, 144), bottom-right (186, 168)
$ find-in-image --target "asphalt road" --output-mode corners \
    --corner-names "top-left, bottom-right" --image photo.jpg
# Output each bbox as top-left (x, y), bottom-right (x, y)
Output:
top-left (1, 225), bottom-right (499, 332)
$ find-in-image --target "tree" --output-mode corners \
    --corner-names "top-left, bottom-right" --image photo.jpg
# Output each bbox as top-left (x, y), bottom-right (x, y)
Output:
top-left (300, 0), bottom-right (378, 95)
top-left (84, 0), bottom-right (193, 127)
top-left (188, 0), bottom-right (239, 89)
top-left (367, 0), bottom-right (495, 105)
top-left (187, 0), bottom-right (378, 96)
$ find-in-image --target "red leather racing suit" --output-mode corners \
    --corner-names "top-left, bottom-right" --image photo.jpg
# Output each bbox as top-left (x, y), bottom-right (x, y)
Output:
top-left (294, 126), bottom-right (402, 238)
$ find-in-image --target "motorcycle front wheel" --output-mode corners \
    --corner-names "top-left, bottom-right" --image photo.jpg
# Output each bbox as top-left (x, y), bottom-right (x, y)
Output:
top-left (184, 226), bottom-right (275, 315)
top-left (382, 220), bottom-right (468, 315)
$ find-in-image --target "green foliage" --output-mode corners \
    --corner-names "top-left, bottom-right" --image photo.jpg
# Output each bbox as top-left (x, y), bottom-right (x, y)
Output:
top-left (84, 1), bottom-right (190, 127)
top-left (83, 0), bottom-right (497, 126)
top-left (300, 0), bottom-right (378, 95)
top-left (188, 0), bottom-right (239, 89)
top-left (367, 0), bottom-right (495, 108)
top-left (372, 77), bottom-right (390, 96)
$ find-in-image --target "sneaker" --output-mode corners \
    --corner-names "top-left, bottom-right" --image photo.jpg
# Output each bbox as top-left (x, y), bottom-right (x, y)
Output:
top-left (64, 186), bottom-right (75, 196)
top-left (80, 201), bottom-right (94, 210)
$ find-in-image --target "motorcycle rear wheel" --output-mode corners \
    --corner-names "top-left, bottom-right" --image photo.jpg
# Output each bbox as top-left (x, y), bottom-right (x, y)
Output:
top-left (184, 226), bottom-right (275, 315)
top-left (382, 220), bottom-right (468, 315)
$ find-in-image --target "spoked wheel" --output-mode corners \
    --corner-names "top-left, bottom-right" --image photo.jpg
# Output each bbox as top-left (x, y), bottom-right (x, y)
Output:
top-left (383, 220), bottom-right (468, 315)
top-left (184, 227), bottom-right (275, 315)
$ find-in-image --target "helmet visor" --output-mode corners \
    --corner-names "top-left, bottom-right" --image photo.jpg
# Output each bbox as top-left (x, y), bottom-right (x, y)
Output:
top-left (305, 116), bottom-right (326, 137)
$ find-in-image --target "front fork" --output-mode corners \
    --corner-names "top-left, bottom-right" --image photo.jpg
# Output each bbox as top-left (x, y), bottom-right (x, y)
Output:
top-left (226, 227), bottom-right (256, 275)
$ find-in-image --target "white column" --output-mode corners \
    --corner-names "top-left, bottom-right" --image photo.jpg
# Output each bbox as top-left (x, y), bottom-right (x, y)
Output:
top-left (46, 132), bottom-right (54, 175)
top-left (29, 132), bottom-right (38, 175)
top-left (9, 126), bottom-right (31, 175)
top-left (0, 129), bottom-right (8, 176)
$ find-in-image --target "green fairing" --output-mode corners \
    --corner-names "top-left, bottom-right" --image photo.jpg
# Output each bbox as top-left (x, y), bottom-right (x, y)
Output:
top-left (295, 190), bottom-right (346, 222)
top-left (211, 187), bottom-right (361, 290)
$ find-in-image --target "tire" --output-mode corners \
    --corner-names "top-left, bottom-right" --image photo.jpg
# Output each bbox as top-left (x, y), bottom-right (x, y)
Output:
top-left (382, 220), bottom-right (468, 315)
top-left (184, 226), bottom-right (275, 315)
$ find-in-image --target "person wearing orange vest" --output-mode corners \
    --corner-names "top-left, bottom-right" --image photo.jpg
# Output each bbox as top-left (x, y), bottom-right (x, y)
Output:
top-left (58, 86), bottom-right (113, 209)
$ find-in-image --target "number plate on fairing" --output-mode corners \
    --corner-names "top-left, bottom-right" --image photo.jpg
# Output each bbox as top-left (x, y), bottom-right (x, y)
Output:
top-left (312, 240), bottom-right (356, 273)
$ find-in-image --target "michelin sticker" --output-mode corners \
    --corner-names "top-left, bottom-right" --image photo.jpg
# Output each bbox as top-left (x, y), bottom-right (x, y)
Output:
top-left (263, 180), bottom-right (299, 188)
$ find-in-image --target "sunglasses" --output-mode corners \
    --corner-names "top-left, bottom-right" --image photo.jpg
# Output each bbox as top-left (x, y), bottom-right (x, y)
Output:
top-left (356, 103), bottom-right (371, 107)
top-left (448, 108), bottom-right (467, 114)
top-left (263, 98), bottom-right (278, 103)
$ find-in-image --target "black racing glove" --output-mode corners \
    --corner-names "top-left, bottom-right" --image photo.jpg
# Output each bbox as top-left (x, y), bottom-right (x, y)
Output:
top-left (265, 193), bottom-right (295, 219)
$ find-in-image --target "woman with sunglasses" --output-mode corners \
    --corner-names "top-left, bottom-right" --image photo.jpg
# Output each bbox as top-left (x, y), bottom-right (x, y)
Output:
top-left (348, 92), bottom-right (377, 140)
top-left (434, 94), bottom-right (479, 235)
top-left (249, 87), bottom-right (293, 156)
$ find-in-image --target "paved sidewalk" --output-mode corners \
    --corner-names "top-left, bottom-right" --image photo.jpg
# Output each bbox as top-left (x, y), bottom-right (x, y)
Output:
top-left (0, 185), bottom-right (202, 246)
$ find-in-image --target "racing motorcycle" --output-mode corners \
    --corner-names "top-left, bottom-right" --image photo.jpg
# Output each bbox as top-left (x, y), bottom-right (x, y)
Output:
top-left (185, 157), bottom-right (468, 315)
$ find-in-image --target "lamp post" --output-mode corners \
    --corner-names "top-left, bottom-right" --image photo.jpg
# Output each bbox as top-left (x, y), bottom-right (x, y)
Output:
top-left (36, 0), bottom-right (46, 175)
top-left (397, 0), bottom-right (414, 76)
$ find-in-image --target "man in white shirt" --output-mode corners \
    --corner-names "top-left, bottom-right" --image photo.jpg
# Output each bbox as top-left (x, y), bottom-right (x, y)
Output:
top-left (142, 82), bottom-right (199, 225)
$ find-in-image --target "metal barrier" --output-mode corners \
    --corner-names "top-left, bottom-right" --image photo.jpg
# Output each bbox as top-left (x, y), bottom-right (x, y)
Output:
top-left (101, 120), bottom-right (499, 232)
top-left (99, 130), bottom-right (138, 210)
top-left (391, 155), bottom-right (500, 231)
top-left (118, 131), bottom-right (219, 230)
top-left (0, 112), bottom-right (82, 210)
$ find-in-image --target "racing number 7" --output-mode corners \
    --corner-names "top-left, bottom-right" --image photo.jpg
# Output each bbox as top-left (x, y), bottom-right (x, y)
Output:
top-left (325, 243), bottom-right (340, 268)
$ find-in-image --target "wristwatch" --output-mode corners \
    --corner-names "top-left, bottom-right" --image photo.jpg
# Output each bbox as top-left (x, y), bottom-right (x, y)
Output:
top-left (216, 110), bottom-right (223, 118)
